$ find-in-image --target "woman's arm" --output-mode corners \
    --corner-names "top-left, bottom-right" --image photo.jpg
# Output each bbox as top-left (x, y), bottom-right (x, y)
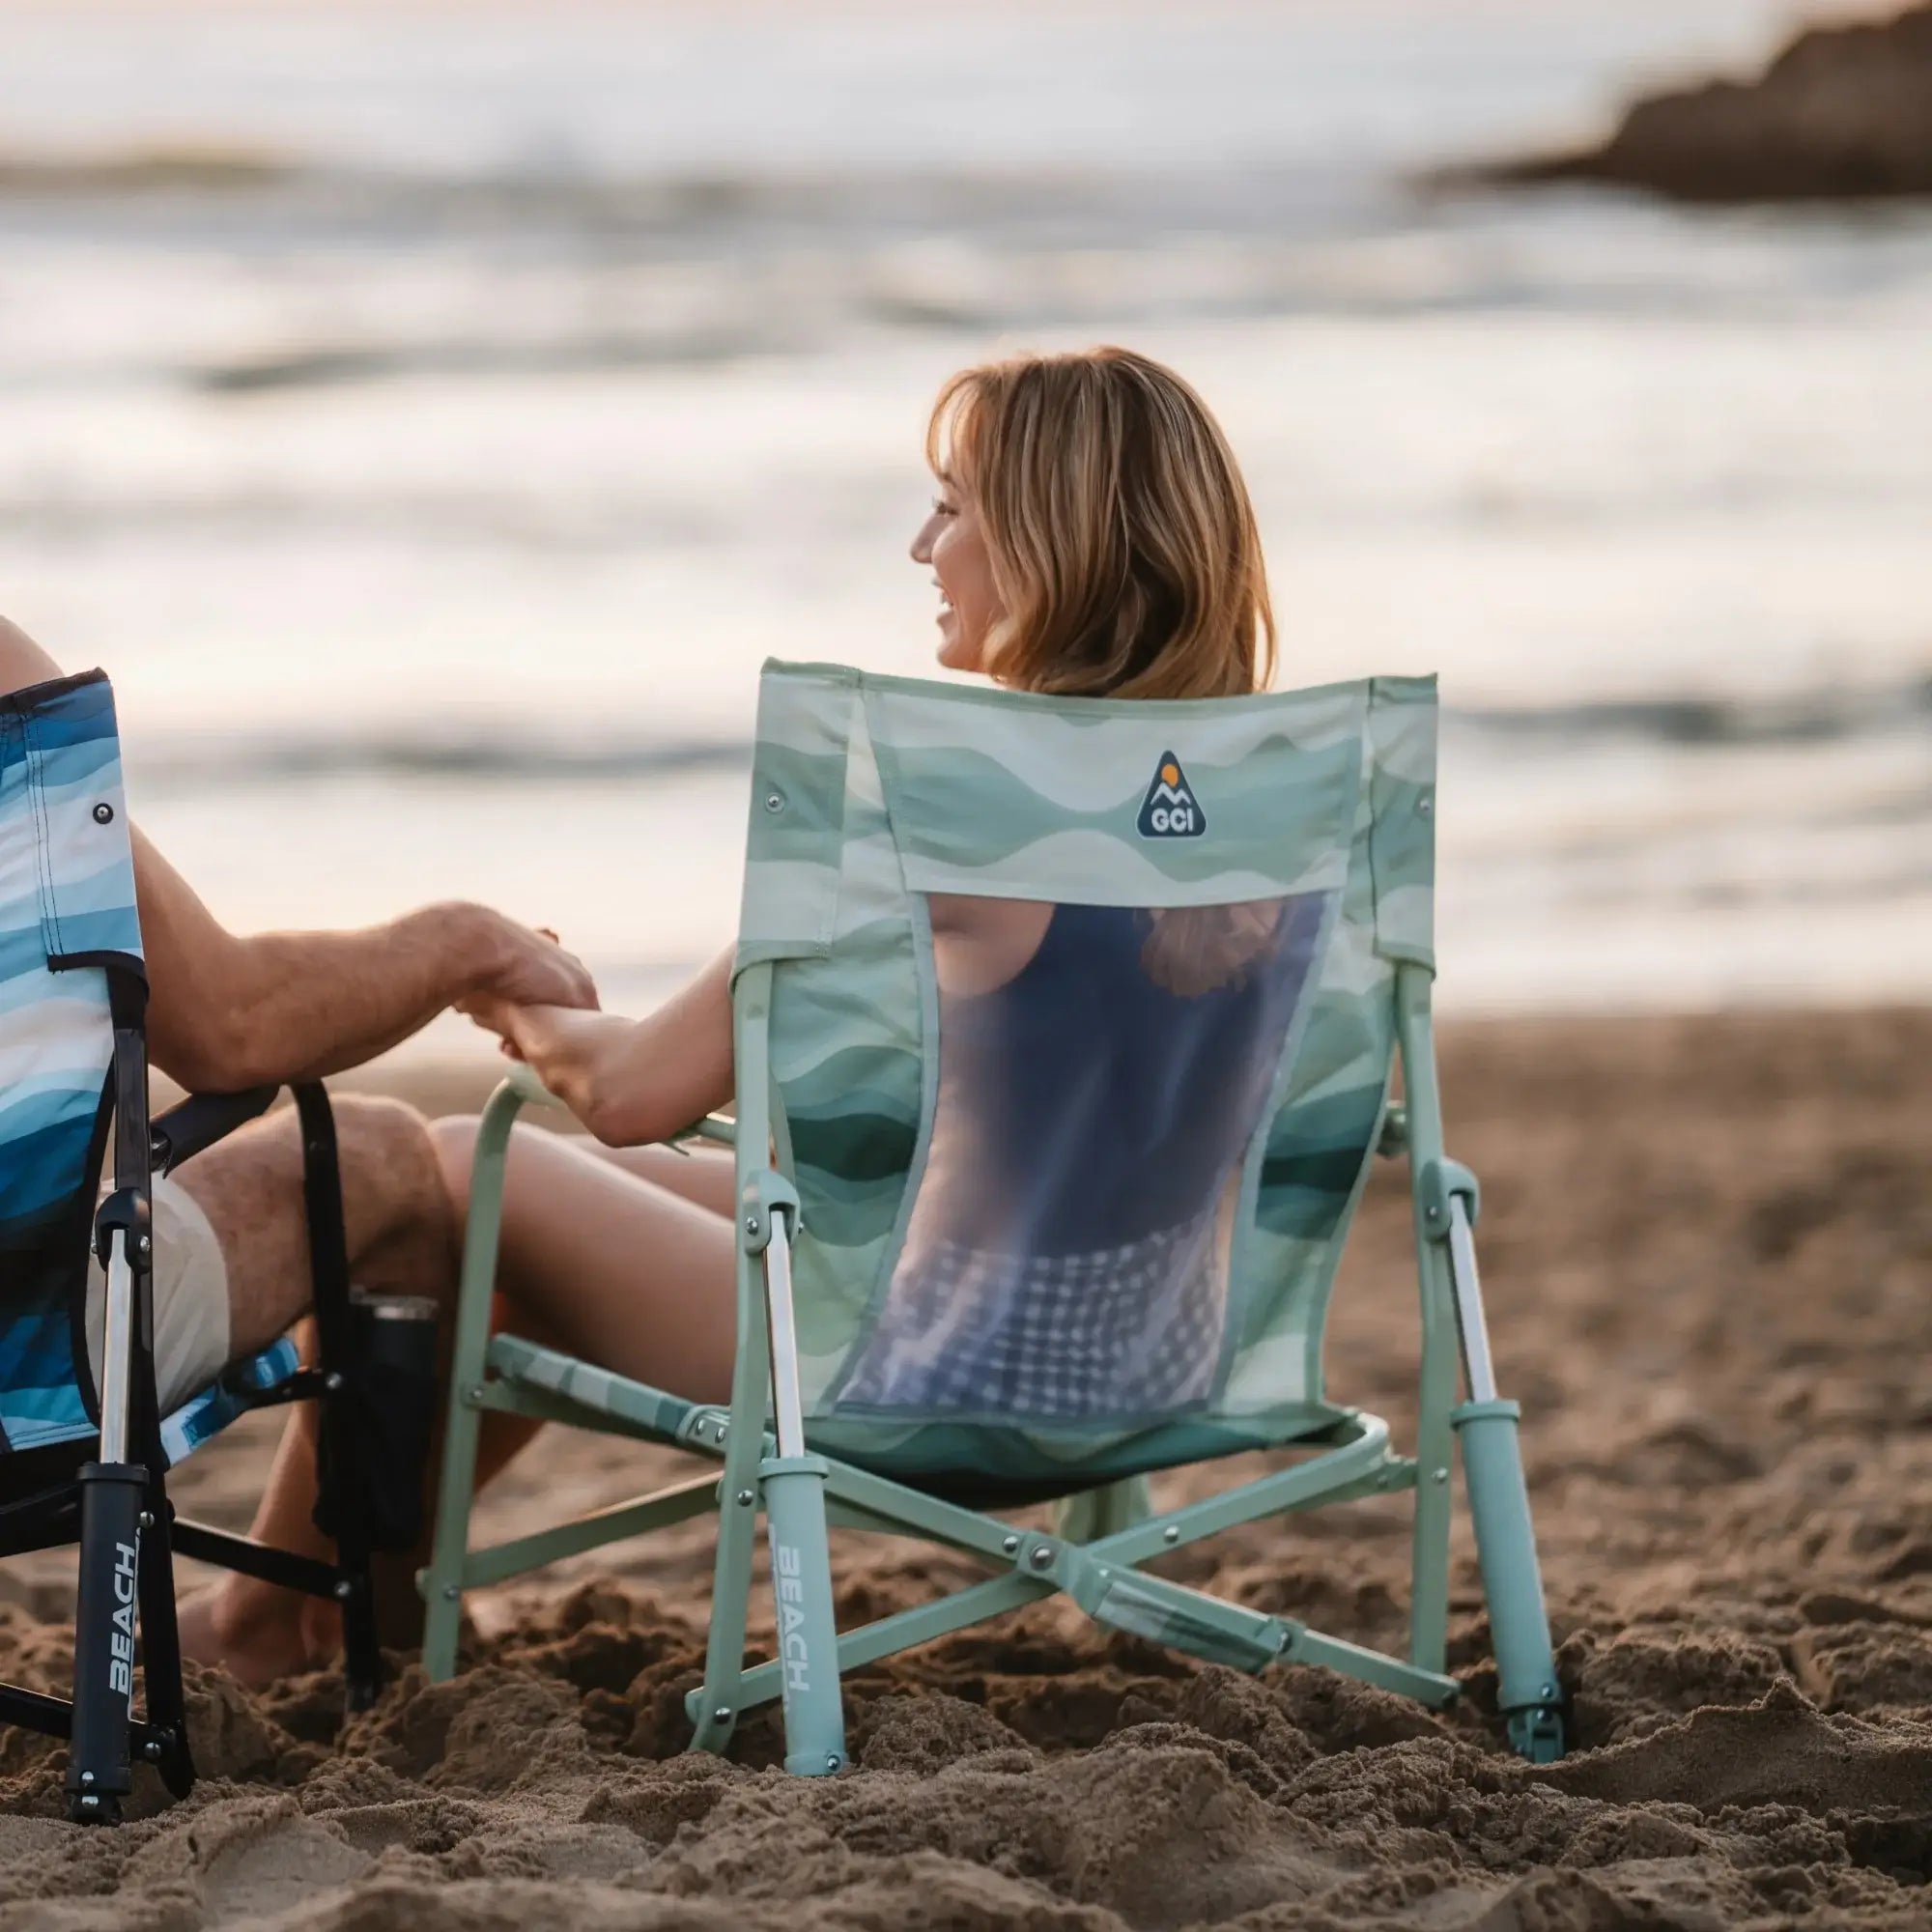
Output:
top-left (477, 947), bottom-right (735, 1148)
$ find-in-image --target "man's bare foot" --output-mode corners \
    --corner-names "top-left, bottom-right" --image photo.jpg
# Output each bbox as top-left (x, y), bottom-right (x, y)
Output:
top-left (175, 1584), bottom-right (336, 1690)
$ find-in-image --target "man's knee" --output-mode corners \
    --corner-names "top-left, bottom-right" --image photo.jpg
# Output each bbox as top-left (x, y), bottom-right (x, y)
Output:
top-left (331, 1092), bottom-right (434, 1162)
top-left (327, 1094), bottom-right (450, 1246)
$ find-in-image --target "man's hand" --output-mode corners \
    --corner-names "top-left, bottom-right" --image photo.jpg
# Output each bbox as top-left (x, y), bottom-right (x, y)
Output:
top-left (456, 990), bottom-right (532, 1060)
top-left (462, 910), bottom-right (599, 1015)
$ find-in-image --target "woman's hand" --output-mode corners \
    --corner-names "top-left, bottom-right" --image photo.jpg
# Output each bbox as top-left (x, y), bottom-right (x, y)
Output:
top-left (457, 990), bottom-right (531, 1059)
top-left (452, 950), bottom-right (734, 1148)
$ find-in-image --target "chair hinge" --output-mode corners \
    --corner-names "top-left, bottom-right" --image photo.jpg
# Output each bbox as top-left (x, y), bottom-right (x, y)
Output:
top-left (1417, 1158), bottom-right (1480, 1236)
top-left (739, 1169), bottom-right (801, 1255)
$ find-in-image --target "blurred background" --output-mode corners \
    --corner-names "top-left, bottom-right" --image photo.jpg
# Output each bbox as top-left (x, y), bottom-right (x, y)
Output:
top-left (3, 0), bottom-right (1927, 1043)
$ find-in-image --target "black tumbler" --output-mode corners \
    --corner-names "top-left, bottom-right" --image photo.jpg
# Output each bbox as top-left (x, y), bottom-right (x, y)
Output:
top-left (312, 1291), bottom-right (440, 1553)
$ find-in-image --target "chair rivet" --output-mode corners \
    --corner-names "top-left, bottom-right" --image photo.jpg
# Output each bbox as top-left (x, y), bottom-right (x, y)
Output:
top-left (139, 1511), bottom-right (155, 1530)
top-left (325, 1371), bottom-right (345, 1392)
top-left (92, 802), bottom-right (114, 824)
top-left (1432, 1466), bottom-right (1450, 1484)
top-left (745, 1215), bottom-right (760, 1236)
top-left (467, 1385), bottom-right (485, 1404)
top-left (1417, 795), bottom-right (1433, 817)
top-left (1029, 1545), bottom-right (1053, 1570)
top-left (713, 1706), bottom-right (732, 1723)
top-left (334, 1579), bottom-right (354, 1600)
top-left (443, 1584), bottom-right (460, 1600)
top-left (1002, 1535), bottom-right (1020, 1554)
top-left (144, 1741), bottom-right (162, 1760)
top-left (79, 1771), bottom-right (94, 1784)
top-left (136, 1233), bottom-right (151, 1255)
top-left (1162, 1525), bottom-right (1179, 1545)
top-left (764, 792), bottom-right (784, 813)
top-left (736, 1489), bottom-right (755, 1506)
top-left (825, 1753), bottom-right (840, 1772)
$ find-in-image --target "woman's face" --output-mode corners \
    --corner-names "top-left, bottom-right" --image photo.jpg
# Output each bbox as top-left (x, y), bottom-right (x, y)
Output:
top-left (911, 471), bottom-right (1003, 674)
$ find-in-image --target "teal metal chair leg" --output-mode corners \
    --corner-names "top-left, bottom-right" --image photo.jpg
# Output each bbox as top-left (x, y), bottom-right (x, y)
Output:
top-left (422, 1078), bottom-right (529, 1681)
top-left (1457, 1395), bottom-right (1562, 1761)
top-left (706, 962), bottom-right (846, 1774)
top-left (762, 1448), bottom-right (844, 1774)
top-left (689, 1424), bottom-right (757, 1755)
top-left (753, 1205), bottom-right (844, 1774)
top-left (1399, 966), bottom-right (1564, 1761)
top-left (1441, 1189), bottom-right (1563, 1762)
top-left (1398, 968), bottom-right (1456, 1681)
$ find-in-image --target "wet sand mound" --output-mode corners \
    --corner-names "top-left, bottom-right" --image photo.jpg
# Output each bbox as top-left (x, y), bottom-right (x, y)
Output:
top-left (1, 1008), bottom-right (1928, 1927)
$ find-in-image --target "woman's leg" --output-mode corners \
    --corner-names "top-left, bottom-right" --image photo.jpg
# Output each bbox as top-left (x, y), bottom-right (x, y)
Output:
top-left (564, 1137), bottom-right (737, 1219)
top-left (429, 1119), bottom-right (736, 1402)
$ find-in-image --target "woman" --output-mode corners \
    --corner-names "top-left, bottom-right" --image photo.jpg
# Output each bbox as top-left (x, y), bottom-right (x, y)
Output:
top-left (191, 345), bottom-right (1295, 1684)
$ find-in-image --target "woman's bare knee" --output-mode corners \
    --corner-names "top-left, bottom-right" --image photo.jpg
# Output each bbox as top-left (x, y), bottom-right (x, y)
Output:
top-left (430, 1114), bottom-right (480, 1218)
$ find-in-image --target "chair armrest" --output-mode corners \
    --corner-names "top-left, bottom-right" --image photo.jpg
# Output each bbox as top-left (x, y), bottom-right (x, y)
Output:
top-left (151, 1086), bottom-right (280, 1177)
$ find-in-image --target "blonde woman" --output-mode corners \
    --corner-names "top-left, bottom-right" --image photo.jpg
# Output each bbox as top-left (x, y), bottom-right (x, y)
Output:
top-left (192, 346), bottom-right (1322, 1681)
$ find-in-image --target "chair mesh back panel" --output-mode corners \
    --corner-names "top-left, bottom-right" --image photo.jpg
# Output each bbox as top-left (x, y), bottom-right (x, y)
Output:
top-left (739, 662), bottom-right (1435, 1462)
top-left (0, 673), bottom-right (142, 1454)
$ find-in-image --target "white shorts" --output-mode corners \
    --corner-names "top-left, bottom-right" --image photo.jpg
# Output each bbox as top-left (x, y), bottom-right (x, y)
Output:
top-left (85, 1177), bottom-right (233, 1416)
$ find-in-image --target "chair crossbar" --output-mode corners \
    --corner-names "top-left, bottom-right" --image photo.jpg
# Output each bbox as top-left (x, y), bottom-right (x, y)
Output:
top-left (469, 1374), bottom-right (683, 1447)
top-left (484, 1334), bottom-right (696, 1439)
top-left (448, 1474), bottom-right (722, 1593)
top-left (820, 1461), bottom-right (1043, 1562)
top-left (692, 1571), bottom-right (1054, 1720)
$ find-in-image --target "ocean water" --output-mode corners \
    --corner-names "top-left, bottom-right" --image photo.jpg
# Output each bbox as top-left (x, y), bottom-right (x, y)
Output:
top-left (2, 0), bottom-right (1928, 1038)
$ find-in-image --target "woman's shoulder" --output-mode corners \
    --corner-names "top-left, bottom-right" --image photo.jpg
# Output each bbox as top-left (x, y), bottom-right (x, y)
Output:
top-left (927, 894), bottom-right (1056, 999)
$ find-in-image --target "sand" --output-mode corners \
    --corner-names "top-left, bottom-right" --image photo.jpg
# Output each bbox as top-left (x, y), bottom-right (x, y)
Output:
top-left (1, 1006), bottom-right (1928, 1929)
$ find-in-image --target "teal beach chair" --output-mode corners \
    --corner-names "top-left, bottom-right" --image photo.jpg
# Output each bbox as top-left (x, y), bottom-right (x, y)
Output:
top-left (0, 670), bottom-right (389, 1821)
top-left (422, 660), bottom-right (1565, 1767)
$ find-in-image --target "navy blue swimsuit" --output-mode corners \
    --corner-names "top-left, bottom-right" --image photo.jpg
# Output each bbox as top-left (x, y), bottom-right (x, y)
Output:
top-left (926, 895), bottom-right (1328, 1257)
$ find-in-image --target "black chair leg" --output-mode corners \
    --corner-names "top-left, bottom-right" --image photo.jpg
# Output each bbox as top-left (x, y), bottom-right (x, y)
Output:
top-left (65, 1461), bottom-right (146, 1823)
top-left (136, 1487), bottom-right (196, 1799)
top-left (295, 1083), bottom-right (384, 1710)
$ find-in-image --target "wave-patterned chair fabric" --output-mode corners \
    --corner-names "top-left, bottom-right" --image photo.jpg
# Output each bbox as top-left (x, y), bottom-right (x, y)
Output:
top-left (737, 660), bottom-right (1436, 1486)
top-left (0, 671), bottom-right (142, 1455)
top-left (0, 670), bottom-right (298, 1466)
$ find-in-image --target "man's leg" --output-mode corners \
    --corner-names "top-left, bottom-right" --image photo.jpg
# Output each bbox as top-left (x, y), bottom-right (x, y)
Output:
top-left (173, 1094), bottom-right (461, 1681)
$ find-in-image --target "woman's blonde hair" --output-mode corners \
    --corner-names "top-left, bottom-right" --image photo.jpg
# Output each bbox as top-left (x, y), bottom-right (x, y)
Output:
top-left (927, 346), bottom-right (1275, 701)
top-left (928, 347), bottom-right (1282, 994)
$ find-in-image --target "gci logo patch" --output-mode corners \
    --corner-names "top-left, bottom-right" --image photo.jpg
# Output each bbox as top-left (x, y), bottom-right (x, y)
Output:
top-left (1136, 751), bottom-right (1206, 838)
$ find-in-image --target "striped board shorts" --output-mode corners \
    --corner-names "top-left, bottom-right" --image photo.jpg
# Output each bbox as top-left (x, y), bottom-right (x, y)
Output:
top-left (839, 1206), bottom-right (1226, 1421)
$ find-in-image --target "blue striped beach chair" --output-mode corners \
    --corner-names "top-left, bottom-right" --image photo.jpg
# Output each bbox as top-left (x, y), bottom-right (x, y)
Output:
top-left (0, 670), bottom-right (384, 1822)
top-left (423, 661), bottom-right (1565, 1769)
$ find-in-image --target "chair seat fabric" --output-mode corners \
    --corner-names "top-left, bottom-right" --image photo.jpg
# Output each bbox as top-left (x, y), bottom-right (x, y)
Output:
top-left (155, 1339), bottom-right (298, 1466)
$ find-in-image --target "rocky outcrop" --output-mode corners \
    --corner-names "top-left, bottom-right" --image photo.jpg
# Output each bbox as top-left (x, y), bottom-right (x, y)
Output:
top-left (1452, 4), bottom-right (1932, 202)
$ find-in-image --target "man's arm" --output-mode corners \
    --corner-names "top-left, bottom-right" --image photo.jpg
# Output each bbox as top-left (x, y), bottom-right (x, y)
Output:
top-left (134, 826), bottom-right (594, 1090)
top-left (4, 614), bottom-right (596, 1092)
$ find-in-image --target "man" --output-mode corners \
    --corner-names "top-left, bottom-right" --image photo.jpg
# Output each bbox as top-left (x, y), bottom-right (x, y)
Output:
top-left (2, 612), bottom-right (596, 1676)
